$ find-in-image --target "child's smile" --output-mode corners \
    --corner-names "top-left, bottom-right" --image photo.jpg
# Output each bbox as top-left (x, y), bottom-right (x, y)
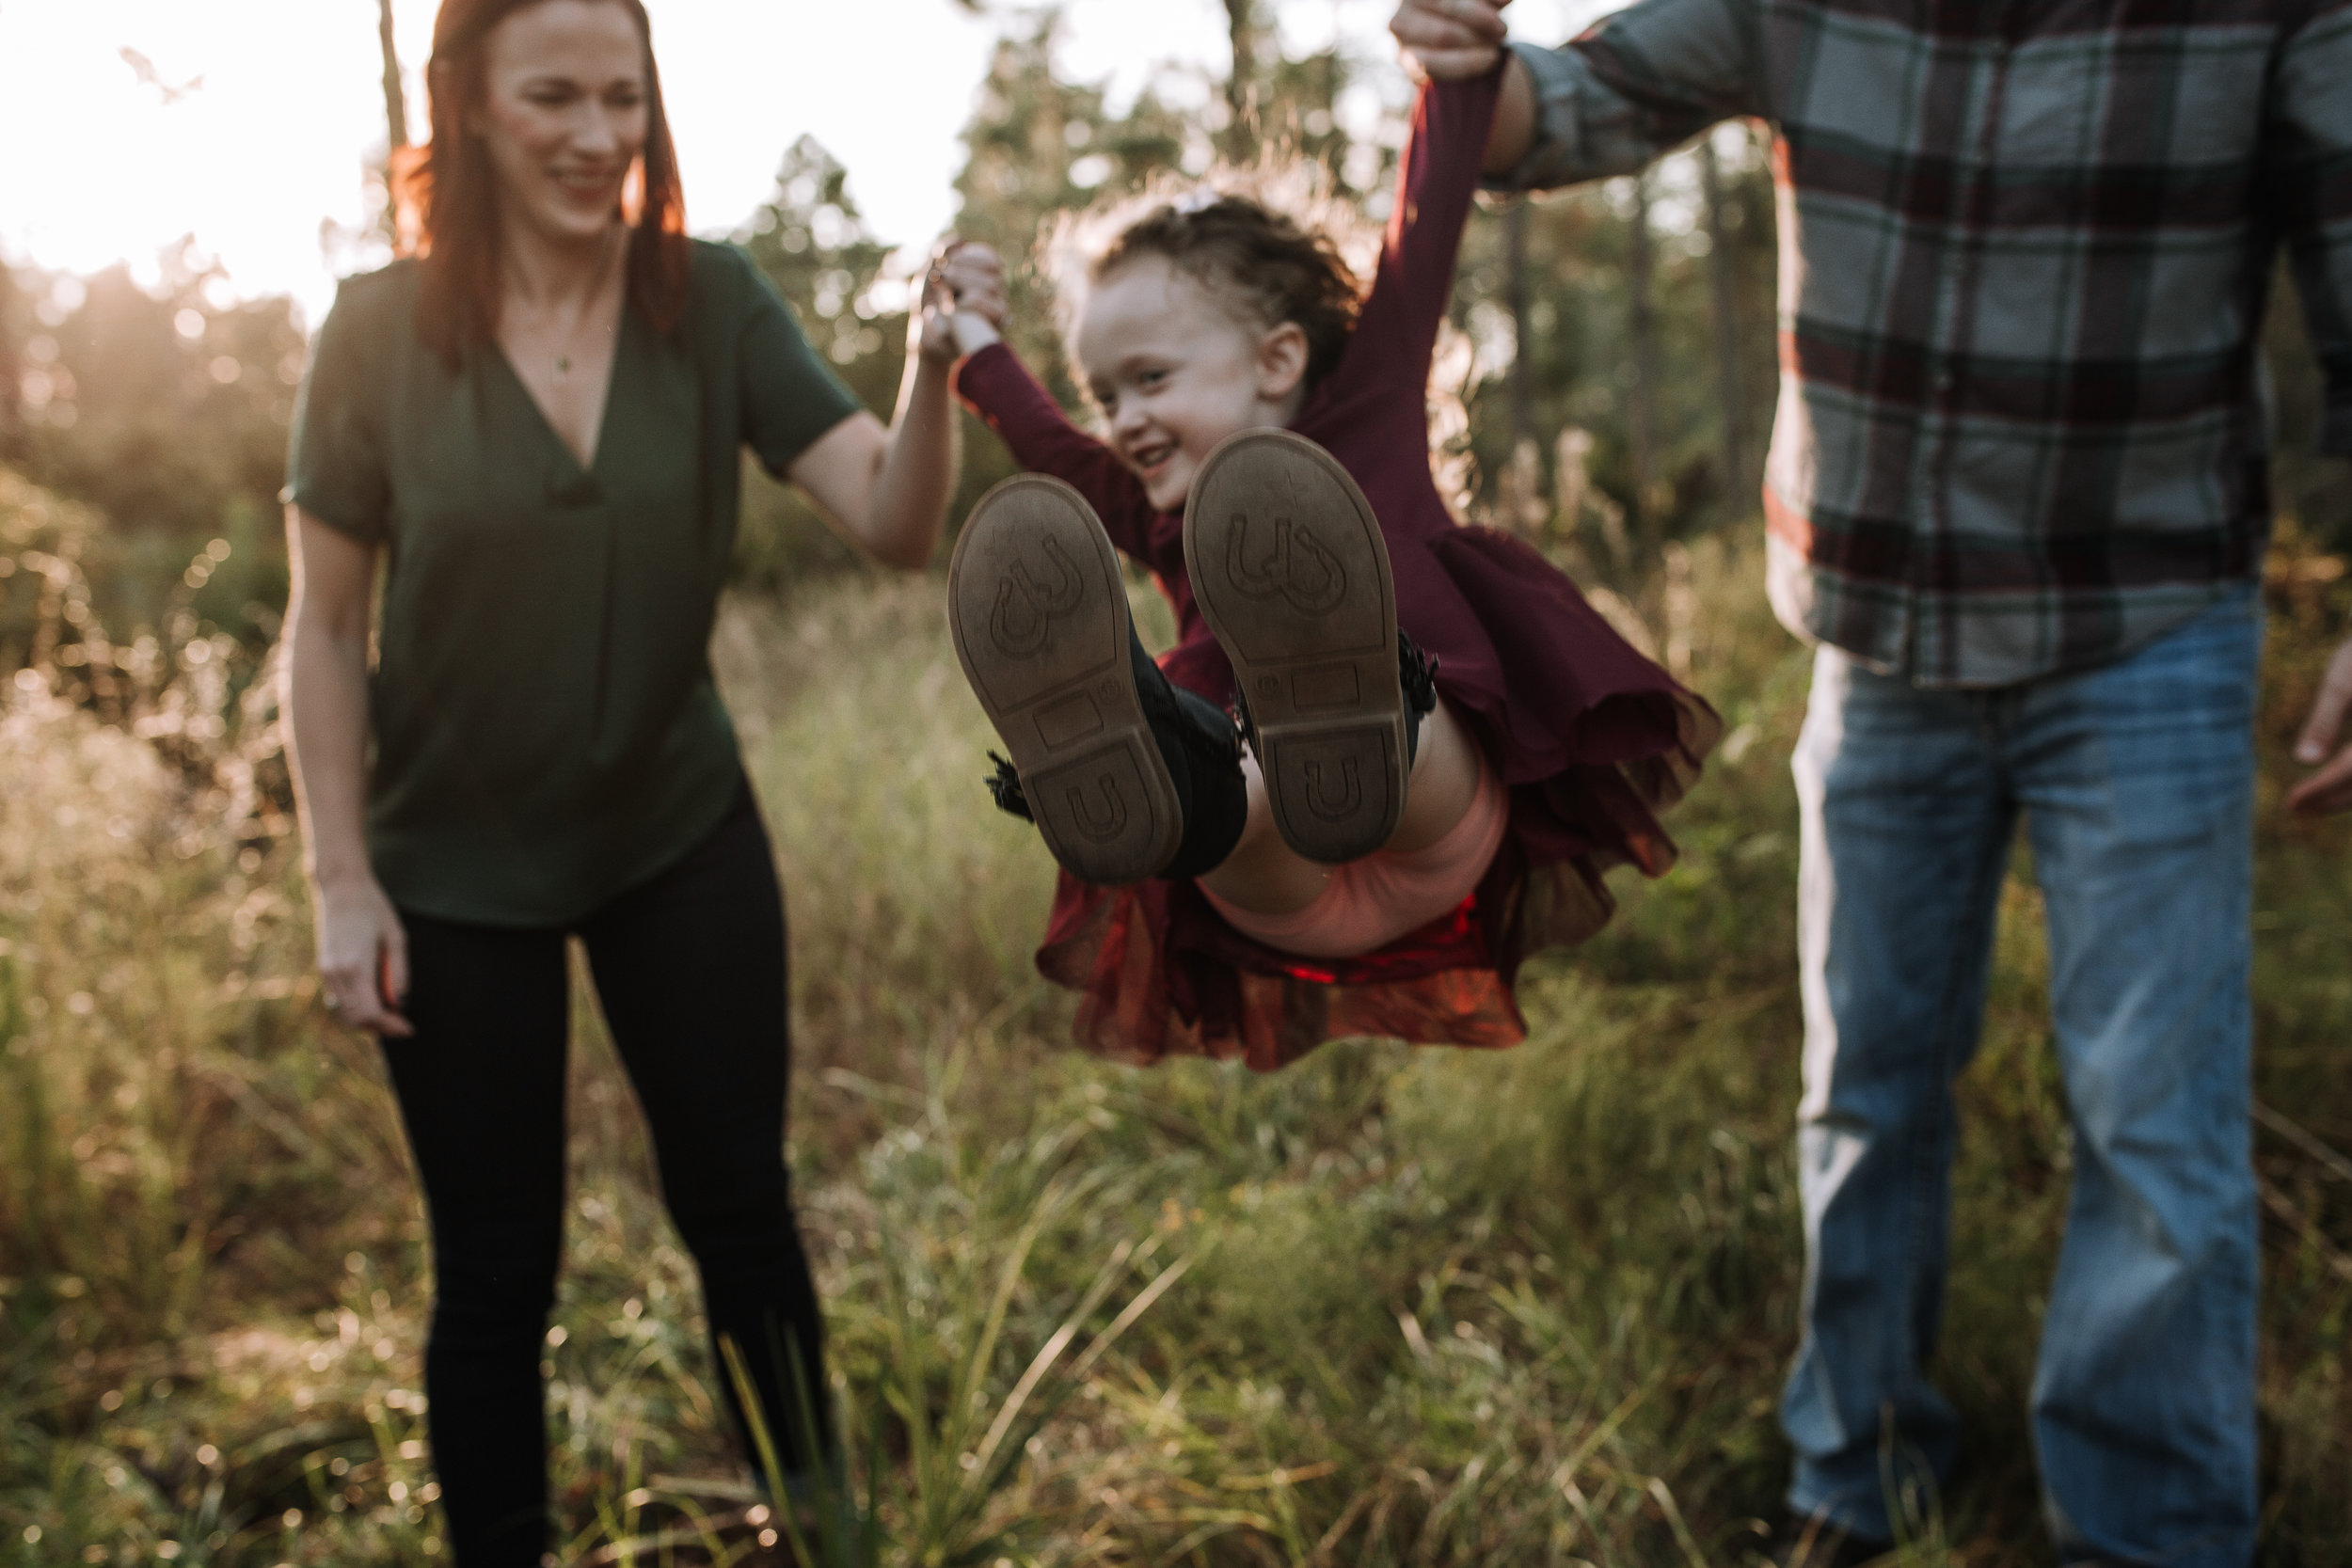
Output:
top-left (1073, 255), bottom-right (1309, 513)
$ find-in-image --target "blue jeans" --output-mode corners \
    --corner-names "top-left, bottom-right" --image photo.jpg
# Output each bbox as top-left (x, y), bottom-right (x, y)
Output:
top-left (1780, 590), bottom-right (2261, 1566)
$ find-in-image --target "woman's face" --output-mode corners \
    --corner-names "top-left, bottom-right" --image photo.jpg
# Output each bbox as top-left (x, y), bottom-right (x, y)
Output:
top-left (472, 0), bottom-right (649, 248)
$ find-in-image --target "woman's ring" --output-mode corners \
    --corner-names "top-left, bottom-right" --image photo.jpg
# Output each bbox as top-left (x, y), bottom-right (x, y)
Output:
top-left (323, 991), bottom-right (342, 1014)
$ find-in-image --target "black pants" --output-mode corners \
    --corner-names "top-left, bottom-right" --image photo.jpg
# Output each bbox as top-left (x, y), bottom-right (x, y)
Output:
top-left (383, 790), bottom-right (830, 1566)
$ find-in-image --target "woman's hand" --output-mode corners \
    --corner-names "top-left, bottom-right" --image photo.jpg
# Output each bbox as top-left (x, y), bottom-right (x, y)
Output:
top-left (797, 243), bottom-right (988, 569)
top-left (311, 872), bottom-right (413, 1036)
top-left (917, 237), bottom-right (1007, 360)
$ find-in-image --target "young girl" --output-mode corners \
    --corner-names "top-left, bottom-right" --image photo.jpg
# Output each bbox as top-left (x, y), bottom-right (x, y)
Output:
top-left (935, 61), bottom-right (1717, 1070)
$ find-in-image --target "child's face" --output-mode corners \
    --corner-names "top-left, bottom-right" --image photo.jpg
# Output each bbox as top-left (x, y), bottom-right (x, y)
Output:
top-left (1073, 256), bottom-right (1308, 513)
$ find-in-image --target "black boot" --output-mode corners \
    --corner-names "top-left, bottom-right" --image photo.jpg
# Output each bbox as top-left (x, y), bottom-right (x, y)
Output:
top-left (1184, 427), bottom-right (1419, 864)
top-left (1397, 629), bottom-right (1441, 765)
top-left (1136, 636), bottom-right (1249, 879)
top-left (952, 473), bottom-right (1245, 885)
top-left (988, 626), bottom-right (1247, 880)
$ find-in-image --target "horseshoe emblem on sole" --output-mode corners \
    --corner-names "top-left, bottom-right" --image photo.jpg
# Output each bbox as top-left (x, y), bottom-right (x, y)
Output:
top-left (1301, 756), bottom-right (1363, 821)
top-left (990, 536), bottom-right (1086, 656)
top-left (1067, 774), bottom-right (1131, 842)
top-left (1227, 515), bottom-right (1347, 615)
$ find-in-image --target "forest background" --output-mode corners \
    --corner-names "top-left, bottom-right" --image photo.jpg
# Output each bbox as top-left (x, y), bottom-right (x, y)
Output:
top-left (3, 2), bottom-right (2351, 1565)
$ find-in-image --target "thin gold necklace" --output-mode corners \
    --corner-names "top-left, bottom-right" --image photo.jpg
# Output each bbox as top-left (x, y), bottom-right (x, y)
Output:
top-left (525, 228), bottom-right (625, 382)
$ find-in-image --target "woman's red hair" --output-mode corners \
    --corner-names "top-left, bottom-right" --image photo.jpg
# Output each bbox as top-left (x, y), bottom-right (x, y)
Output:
top-left (392, 0), bottom-right (691, 367)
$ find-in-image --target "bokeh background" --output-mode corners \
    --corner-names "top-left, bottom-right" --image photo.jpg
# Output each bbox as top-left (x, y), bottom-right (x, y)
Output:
top-left (2, 3), bottom-right (2348, 1564)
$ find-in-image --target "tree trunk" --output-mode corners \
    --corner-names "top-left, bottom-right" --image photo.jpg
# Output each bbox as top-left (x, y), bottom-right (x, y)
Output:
top-left (1626, 171), bottom-right (1661, 539)
top-left (1506, 200), bottom-right (1535, 454)
top-left (377, 0), bottom-right (408, 241)
top-left (1503, 199), bottom-right (1545, 537)
top-left (1700, 136), bottom-right (1746, 516)
top-left (1223, 0), bottom-right (1257, 162)
top-left (377, 0), bottom-right (408, 150)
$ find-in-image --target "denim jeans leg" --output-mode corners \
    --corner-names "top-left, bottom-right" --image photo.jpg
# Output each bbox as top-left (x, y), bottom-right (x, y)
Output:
top-left (1782, 647), bottom-right (2019, 1539)
top-left (2012, 593), bottom-right (2261, 1568)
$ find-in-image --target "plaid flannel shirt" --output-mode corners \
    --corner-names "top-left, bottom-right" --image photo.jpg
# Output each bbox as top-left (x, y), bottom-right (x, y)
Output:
top-left (1503, 0), bottom-right (2352, 687)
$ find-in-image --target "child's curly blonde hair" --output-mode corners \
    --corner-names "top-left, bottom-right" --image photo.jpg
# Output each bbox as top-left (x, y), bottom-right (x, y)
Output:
top-left (1041, 161), bottom-right (1380, 392)
top-left (1040, 160), bottom-right (1482, 516)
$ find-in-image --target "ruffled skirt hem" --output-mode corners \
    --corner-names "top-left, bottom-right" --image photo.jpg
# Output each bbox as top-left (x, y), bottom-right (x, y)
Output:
top-left (1029, 523), bottom-right (1722, 1071)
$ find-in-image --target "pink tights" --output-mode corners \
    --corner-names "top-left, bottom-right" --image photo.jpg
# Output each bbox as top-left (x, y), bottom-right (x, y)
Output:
top-left (1200, 755), bottom-right (1507, 959)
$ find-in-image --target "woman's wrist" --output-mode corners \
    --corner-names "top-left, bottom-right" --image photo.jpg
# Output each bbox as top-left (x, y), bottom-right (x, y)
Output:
top-left (914, 330), bottom-right (960, 370)
top-left (305, 853), bottom-right (378, 896)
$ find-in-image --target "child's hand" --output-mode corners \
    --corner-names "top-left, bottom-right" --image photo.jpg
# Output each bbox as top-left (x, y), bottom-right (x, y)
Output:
top-left (916, 238), bottom-right (1009, 362)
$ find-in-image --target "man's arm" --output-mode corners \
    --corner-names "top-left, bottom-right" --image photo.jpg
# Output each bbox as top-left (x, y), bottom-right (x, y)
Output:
top-left (1488, 51), bottom-right (1539, 176)
top-left (1391, 0), bottom-right (1762, 192)
top-left (2273, 1), bottom-right (2352, 811)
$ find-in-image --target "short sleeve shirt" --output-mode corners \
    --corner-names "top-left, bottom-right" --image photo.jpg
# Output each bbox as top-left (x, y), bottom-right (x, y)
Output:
top-left (286, 239), bottom-right (862, 927)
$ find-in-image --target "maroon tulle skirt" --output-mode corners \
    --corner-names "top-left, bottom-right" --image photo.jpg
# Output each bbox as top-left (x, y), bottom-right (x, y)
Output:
top-left (1036, 523), bottom-right (1721, 1072)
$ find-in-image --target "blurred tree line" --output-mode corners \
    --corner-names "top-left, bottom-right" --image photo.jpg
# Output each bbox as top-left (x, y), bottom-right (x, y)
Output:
top-left (728, 5), bottom-right (1787, 589)
top-left (0, 246), bottom-right (302, 662)
top-left (2, 0), bottom-right (2345, 657)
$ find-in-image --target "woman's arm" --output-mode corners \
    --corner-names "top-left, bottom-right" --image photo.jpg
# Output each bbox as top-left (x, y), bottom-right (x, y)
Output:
top-left (786, 351), bottom-right (958, 572)
top-left (786, 248), bottom-right (1006, 569)
top-left (282, 507), bottom-right (411, 1036)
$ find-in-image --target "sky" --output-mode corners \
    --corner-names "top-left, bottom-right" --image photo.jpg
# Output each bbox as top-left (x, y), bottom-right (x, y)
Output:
top-left (0, 0), bottom-right (1609, 328)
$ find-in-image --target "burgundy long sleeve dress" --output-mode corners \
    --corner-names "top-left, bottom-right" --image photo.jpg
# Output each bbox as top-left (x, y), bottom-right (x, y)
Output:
top-left (952, 64), bottom-right (1720, 1071)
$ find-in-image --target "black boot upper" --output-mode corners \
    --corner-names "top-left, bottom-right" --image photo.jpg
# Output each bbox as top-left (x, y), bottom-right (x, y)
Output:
top-left (1132, 632), bottom-right (1249, 881)
top-left (982, 628), bottom-right (1248, 883)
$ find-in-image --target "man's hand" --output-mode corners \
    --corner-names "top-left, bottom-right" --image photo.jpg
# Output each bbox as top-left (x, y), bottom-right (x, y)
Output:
top-left (1391, 0), bottom-right (1512, 81)
top-left (1391, 0), bottom-right (1537, 175)
top-left (2290, 635), bottom-right (2352, 814)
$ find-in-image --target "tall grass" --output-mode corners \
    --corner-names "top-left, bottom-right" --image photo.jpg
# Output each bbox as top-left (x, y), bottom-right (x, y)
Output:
top-left (3, 467), bottom-right (2348, 1564)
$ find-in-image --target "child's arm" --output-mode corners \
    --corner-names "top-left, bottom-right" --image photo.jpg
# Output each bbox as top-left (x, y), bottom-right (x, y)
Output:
top-left (932, 243), bottom-right (1164, 556)
top-left (1333, 62), bottom-right (1508, 399)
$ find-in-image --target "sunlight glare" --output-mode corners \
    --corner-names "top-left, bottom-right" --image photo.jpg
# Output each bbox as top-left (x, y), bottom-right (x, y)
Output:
top-left (0, 0), bottom-right (1601, 326)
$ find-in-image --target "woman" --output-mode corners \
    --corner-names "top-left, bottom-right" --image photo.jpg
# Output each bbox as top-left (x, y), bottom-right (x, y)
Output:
top-left (280, 0), bottom-right (967, 1558)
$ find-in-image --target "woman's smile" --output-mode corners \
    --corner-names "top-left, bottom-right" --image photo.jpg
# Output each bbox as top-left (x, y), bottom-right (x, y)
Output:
top-left (476, 0), bottom-right (650, 247)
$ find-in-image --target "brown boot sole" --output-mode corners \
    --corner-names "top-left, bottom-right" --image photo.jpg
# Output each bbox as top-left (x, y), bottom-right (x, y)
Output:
top-left (947, 475), bottom-right (1182, 885)
top-left (1184, 430), bottom-right (1405, 864)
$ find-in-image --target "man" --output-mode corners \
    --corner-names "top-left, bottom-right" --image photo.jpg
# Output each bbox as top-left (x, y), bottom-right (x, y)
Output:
top-left (1389, 1), bottom-right (2352, 1562)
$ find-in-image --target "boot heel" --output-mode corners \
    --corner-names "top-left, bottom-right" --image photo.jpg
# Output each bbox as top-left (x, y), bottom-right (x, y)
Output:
top-left (1256, 721), bottom-right (1406, 864)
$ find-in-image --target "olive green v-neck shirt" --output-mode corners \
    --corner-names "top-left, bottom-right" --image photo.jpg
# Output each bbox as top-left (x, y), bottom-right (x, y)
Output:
top-left (286, 240), bottom-right (862, 927)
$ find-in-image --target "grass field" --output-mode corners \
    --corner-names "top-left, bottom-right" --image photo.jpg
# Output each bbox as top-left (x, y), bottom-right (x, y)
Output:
top-left (3, 467), bottom-right (2349, 1565)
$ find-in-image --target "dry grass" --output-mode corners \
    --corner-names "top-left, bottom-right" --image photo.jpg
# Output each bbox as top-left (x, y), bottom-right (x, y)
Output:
top-left (3, 471), bottom-right (2348, 1566)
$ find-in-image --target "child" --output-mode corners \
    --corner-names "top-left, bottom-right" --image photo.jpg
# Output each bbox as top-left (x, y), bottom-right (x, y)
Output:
top-left (935, 62), bottom-right (1718, 1070)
